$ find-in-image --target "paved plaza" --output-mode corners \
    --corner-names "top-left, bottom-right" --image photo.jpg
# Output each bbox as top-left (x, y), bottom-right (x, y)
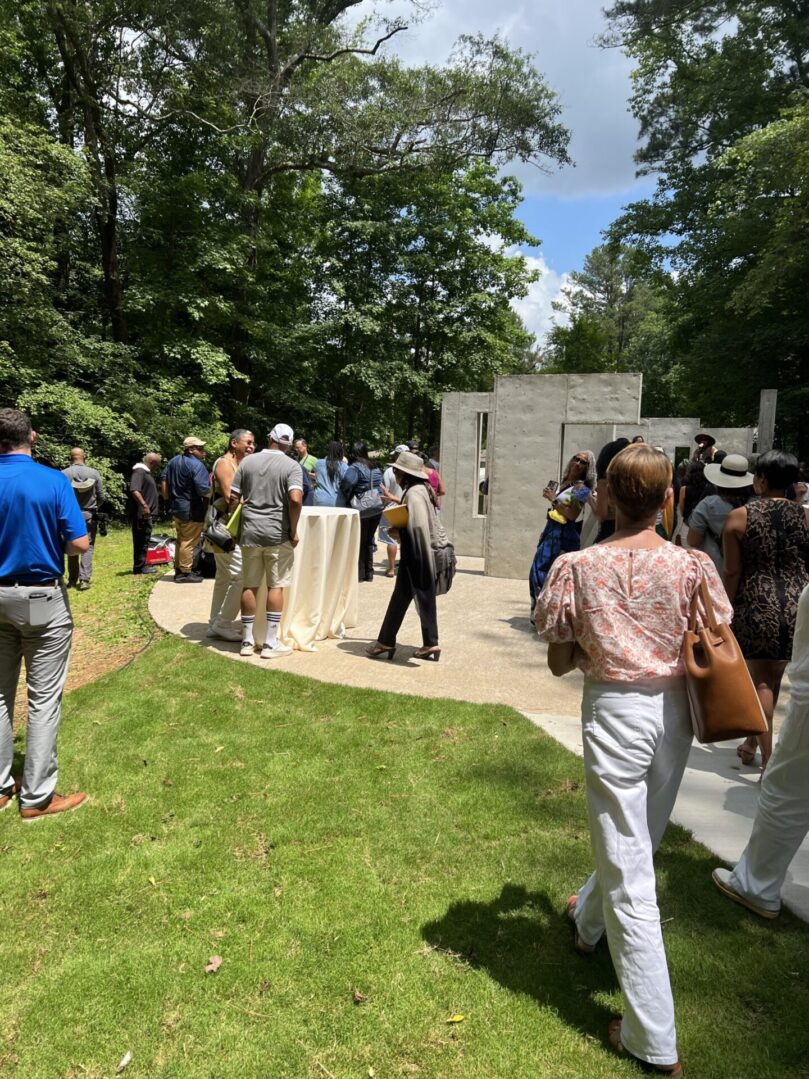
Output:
top-left (150, 556), bottom-right (809, 921)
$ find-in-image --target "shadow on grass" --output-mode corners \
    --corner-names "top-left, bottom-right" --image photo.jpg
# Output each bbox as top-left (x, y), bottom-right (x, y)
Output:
top-left (422, 882), bottom-right (618, 1037)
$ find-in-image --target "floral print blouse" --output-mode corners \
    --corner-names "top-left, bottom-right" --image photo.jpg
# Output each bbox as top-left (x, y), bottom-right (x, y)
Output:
top-left (534, 543), bottom-right (733, 682)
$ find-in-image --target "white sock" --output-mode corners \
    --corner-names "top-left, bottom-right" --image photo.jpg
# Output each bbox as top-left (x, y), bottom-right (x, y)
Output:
top-left (266, 612), bottom-right (281, 648)
top-left (241, 615), bottom-right (255, 644)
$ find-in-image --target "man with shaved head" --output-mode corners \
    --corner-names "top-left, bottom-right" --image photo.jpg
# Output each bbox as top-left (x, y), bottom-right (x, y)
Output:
top-left (129, 452), bottom-right (162, 575)
top-left (62, 447), bottom-right (104, 591)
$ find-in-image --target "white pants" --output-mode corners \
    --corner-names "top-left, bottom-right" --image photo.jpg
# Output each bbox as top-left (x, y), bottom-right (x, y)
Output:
top-left (730, 693), bottom-right (809, 911)
top-left (208, 546), bottom-right (243, 627)
top-left (572, 678), bottom-right (692, 1067)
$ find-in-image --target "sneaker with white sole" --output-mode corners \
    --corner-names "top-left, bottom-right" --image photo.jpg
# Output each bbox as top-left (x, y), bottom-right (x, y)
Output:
top-left (711, 867), bottom-right (780, 919)
top-left (260, 642), bottom-right (293, 659)
top-left (239, 640), bottom-right (255, 657)
top-left (207, 622), bottom-right (242, 642)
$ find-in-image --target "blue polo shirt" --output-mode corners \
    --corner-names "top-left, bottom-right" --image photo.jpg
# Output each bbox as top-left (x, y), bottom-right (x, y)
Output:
top-left (0, 454), bottom-right (88, 582)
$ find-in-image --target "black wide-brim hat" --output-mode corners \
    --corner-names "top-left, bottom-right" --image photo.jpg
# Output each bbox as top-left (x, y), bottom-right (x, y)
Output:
top-left (694, 432), bottom-right (716, 447)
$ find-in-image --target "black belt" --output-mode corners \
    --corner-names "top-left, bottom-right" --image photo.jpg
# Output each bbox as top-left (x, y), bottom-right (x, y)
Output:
top-left (0, 578), bottom-right (60, 588)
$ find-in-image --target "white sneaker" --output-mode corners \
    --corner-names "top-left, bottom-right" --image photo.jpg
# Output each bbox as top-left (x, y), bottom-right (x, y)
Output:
top-left (260, 642), bottom-right (293, 660)
top-left (239, 640), bottom-right (255, 657)
top-left (207, 622), bottom-right (242, 642)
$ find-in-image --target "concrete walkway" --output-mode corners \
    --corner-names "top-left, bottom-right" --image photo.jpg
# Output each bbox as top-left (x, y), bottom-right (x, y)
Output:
top-left (150, 556), bottom-right (808, 921)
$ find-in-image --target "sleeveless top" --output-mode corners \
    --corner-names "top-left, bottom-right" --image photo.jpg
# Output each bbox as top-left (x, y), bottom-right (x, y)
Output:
top-left (732, 499), bottom-right (809, 660)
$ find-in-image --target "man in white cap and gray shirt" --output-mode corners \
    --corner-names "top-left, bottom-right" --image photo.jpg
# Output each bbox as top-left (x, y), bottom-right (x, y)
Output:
top-left (230, 423), bottom-right (303, 659)
top-left (62, 447), bottom-right (104, 590)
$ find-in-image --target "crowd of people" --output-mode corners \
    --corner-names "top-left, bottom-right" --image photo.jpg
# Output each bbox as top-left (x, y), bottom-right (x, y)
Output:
top-left (3, 403), bottom-right (809, 1077)
top-left (143, 428), bottom-right (451, 662)
top-left (533, 439), bottom-right (809, 1075)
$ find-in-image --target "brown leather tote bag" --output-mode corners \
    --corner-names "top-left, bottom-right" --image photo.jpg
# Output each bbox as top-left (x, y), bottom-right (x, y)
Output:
top-left (683, 575), bottom-right (768, 744)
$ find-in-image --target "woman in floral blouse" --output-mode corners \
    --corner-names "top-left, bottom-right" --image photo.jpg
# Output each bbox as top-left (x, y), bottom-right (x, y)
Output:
top-left (534, 443), bottom-right (732, 1077)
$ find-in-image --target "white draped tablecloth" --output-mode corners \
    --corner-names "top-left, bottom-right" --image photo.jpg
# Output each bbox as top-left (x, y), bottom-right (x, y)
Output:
top-left (253, 506), bottom-right (360, 651)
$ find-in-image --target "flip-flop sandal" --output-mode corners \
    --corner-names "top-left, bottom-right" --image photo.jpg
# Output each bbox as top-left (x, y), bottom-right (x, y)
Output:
top-left (608, 1018), bottom-right (684, 1076)
top-left (566, 895), bottom-right (595, 955)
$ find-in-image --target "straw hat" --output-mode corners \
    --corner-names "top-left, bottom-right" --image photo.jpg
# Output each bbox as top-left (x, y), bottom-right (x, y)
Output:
top-left (704, 453), bottom-right (754, 489)
top-left (393, 451), bottom-right (428, 479)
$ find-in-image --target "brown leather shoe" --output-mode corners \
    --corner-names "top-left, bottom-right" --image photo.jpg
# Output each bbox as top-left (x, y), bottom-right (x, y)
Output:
top-left (0, 781), bottom-right (19, 812)
top-left (20, 791), bottom-right (88, 822)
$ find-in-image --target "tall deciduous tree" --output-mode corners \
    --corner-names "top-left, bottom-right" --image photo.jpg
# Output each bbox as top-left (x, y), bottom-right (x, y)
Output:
top-left (602, 0), bottom-right (809, 449)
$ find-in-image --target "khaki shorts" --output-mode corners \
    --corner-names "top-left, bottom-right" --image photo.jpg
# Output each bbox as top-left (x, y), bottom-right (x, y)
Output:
top-left (241, 542), bottom-right (295, 589)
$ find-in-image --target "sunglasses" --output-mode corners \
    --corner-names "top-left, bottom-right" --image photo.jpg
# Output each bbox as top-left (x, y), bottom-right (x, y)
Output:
top-left (573, 456), bottom-right (588, 465)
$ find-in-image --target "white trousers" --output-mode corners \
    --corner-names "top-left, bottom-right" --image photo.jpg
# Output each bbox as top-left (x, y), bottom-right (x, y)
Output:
top-left (573, 678), bottom-right (692, 1067)
top-left (208, 546), bottom-right (243, 627)
top-left (730, 692), bottom-right (809, 911)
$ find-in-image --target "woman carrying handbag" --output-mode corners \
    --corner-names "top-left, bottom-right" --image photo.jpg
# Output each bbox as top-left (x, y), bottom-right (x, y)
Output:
top-left (367, 451), bottom-right (451, 663)
top-left (534, 444), bottom-right (733, 1076)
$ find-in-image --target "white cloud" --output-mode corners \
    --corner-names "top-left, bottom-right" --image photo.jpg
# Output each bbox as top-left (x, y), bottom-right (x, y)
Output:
top-left (508, 250), bottom-right (571, 342)
top-left (348, 0), bottom-right (643, 199)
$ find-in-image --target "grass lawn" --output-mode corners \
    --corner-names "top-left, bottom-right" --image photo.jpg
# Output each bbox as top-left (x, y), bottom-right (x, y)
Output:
top-left (1, 625), bottom-right (808, 1076)
top-left (23, 525), bottom-right (169, 705)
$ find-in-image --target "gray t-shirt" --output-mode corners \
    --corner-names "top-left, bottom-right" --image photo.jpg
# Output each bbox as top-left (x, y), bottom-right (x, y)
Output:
top-left (231, 450), bottom-right (303, 547)
top-left (689, 494), bottom-right (732, 571)
top-left (62, 463), bottom-right (104, 519)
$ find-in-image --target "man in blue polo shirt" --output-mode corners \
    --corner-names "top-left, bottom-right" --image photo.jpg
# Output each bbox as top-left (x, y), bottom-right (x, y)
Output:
top-left (0, 408), bottom-right (89, 820)
top-left (162, 436), bottom-right (211, 582)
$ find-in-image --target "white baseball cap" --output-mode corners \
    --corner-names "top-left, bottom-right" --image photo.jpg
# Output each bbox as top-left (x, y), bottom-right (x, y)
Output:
top-left (393, 444), bottom-right (409, 455)
top-left (269, 423), bottom-right (294, 446)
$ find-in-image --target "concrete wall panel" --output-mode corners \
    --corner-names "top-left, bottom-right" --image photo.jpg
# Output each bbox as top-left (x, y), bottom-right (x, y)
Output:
top-left (567, 373), bottom-right (642, 424)
top-left (439, 391), bottom-right (492, 557)
top-left (485, 375), bottom-right (568, 579)
top-left (704, 427), bottom-right (756, 456)
top-left (644, 418), bottom-right (701, 462)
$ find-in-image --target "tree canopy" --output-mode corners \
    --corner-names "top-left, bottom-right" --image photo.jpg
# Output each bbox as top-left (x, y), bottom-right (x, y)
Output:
top-left (0, 0), bottom-right (570, 502)
top-left (599, 0), bottom-right (809, 451)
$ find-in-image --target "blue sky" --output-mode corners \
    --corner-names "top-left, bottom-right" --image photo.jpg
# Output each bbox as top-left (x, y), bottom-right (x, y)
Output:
top-left (352, 0), bottom-right (653, 339)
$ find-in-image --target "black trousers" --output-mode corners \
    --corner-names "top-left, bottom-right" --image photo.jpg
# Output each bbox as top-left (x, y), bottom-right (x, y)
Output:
top-left (359, 512), bottom-right (382, 582)
top-left (132, 517), bottom-right (152, 573)
top-left (378, 559), bottom-right (438, 648)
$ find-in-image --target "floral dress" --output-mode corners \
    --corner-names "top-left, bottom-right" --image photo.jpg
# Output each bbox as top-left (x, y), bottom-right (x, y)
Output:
top-left (732, 499), bottom-right (809, 661)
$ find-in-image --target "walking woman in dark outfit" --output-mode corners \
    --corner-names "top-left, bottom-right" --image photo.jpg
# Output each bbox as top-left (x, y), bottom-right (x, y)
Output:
top-left (340, 442), bottom-right (383, 582)
top-left (367, 451), bottom-right (448, 662)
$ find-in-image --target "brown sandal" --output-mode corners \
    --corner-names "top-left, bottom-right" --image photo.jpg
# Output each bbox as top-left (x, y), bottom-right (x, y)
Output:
top-left (737, 740), bottom-right (758, 766)
top-left (566, 895), bottom-right (595, 955)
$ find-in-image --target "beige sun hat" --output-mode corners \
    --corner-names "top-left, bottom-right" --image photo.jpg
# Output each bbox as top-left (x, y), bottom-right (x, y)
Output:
top-left (393, 451), bottom-right (428, 479)
top-left (182, 436), bottom-right (206, 449)
top-left (704, 453), bottom-right (754, 489)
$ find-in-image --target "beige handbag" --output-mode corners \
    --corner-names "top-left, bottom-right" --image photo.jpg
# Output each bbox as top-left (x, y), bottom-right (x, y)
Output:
top-left (683, 575), bottom-right (768, 744)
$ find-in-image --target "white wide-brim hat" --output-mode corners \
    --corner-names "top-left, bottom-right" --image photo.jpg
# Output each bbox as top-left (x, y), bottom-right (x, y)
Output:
top-left (704, 454), bottom-right (754, 489)
top-left (393, 451), bottom-right (428, 479)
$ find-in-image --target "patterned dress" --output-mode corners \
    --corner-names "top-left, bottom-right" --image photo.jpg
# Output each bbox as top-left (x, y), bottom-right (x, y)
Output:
top-left (732, 499), bottom-right (809, 661)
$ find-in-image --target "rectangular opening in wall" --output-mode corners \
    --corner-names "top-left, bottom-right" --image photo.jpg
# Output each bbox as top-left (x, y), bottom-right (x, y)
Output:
top-left (674, 446), bottom-right (691, 470)
top-left (475, 411), bottom-right (489, 517)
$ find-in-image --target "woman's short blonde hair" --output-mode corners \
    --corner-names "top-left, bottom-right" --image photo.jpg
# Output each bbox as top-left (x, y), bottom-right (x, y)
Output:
top-left (607, 444), bottom-right (672, 520)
